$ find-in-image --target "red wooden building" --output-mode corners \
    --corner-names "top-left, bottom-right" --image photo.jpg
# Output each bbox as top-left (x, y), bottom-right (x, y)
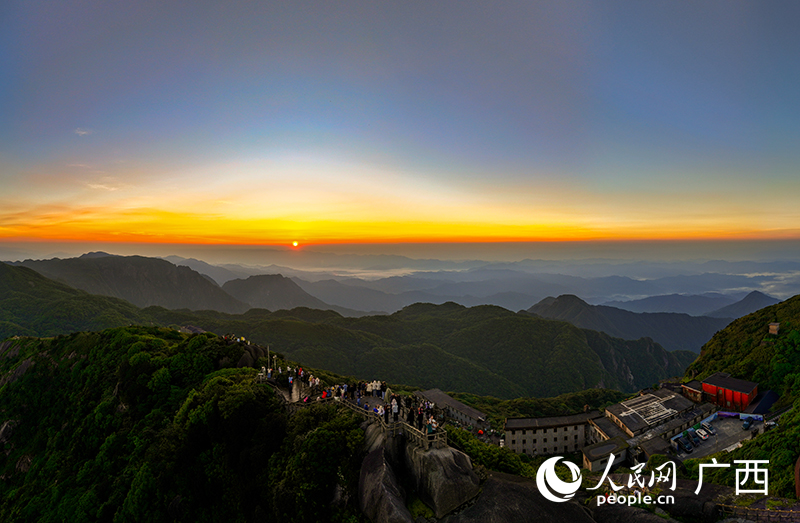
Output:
top-left (702, 372), bottom-right (758, 411)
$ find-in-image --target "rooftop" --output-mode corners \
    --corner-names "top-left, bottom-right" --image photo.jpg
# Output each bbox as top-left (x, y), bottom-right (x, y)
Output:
top-left (703, 372), bottom-right (758, 394)
top-left (504, 410), bottom-right (602, 431)
top-left (582, 436), bottom-right (629, 461)
top-left (606, 390), bottom-right (694, 434)
top-left (638, 436), bottom-right (671, 458)
top-left (591, 416), bottom-right (628, 440)
top-left (682, 380), bottom-right (703, 392)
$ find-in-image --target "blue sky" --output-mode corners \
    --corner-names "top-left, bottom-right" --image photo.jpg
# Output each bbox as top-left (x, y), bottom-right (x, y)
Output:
top-left (1, 1), bottom-right (799, 248)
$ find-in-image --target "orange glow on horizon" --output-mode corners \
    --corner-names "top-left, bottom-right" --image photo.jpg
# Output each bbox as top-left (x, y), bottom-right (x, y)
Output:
top-left (2, 201), bottom-right (799, 246)
top-left (1, 218), bottom-right (797, 245)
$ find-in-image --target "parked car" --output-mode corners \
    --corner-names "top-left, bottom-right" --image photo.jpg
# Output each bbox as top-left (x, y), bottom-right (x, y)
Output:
top-left (702, 422), bottom-right (716, 435)
top-left (687, 429), bottom-right (701, 446)
top-left (677, 437), bottom-right (693, 454)
top-left (742, 418), bottom-right (753, 430)
top-left (765, 421), bottom-right (778, 431)
top-left (696, 428), bottom-right (710, 440)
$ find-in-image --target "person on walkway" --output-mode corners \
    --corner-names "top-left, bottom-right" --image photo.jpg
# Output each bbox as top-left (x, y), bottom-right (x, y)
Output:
top-left (392, 398), bottom-right (399, 422)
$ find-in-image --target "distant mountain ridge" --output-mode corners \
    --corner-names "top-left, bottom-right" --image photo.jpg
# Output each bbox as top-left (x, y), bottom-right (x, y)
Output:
top-left (8, 253), bottom-right (374, 317)
top-left (704, 290), bottom-right (780, 318)
top-left (222, 274), bottom-right (373, 317)
top-left (0, 263), bottom-right (147, 338)
top-left (0, 260), bottom-right (696, 399)
top-left (12, 255), bottom-right (251, 314)
top-left (527, 294), bottom-right (732, 352)
top-left (147, 301), bottom-right (693, 398)
top-left (603, 293), bottom-right (739, 316)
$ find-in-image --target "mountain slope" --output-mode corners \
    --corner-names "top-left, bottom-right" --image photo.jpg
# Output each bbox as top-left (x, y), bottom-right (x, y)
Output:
top-left (0, 262), bottom-right (148, 338)
top-left (680, 294), bottom-right (800, 498)
top-left (0, 261), bottom-right (694, 400)
top-left (527, 294), bottom-right (732, 352)
top-left (603, 293), bottom-right (738, 315)
top-left (12, 254), bottom-right (250, 313)
top-left (222, 274), bottom-right (370, 317)
top-left (685, 294), bottom-right (800, 391)
top-left (149, 302), bottom-right (693, 398)
top-left (162, 255), bottom-right (249, 285)
top-left (0, 327), bottom-right (365, 521)
top-left (704, 290), bottom-right (781, 319)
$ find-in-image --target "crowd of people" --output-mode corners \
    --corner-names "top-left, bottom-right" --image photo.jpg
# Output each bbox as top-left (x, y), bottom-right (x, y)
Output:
top-left (264, 365), bottom-right (444, 437)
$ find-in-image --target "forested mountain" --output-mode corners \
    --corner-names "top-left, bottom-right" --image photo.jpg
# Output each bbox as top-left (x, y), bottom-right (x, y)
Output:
top-left (0, 327), bottom-right (365, 522)
top-left (0, 263), bottom-right (693, 399)
top-left (704, 290), bottom-right (780, 319)
top-left (148, 302), bottom-right (693, 398)
top-left (222, 274), bottom-right (369, 317)
top-left (11, 254), bottom-right (250, 314)
top-left (685, 294), bottom-right (800, 391)
top-left (0, 263), bottom-right (148, 339)
top-left (681, 294), bottom-right (800, 498)
top-left (527, 294), bottom-right (732, 352)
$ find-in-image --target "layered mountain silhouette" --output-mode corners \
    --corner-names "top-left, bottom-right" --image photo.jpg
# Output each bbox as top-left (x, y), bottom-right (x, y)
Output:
top-left (0, 263), bottom-right (147, 338)
top-left (7, 254), bottom-right (372, 317)
top-left (222, 274), bottom-right (371, 316)
top-left (704, 290), bottom-right (780, 318)
top-left (603, 293), bottom-right (738, 316)
top-left (12, 253), bottom-right (251, 313)
top-left (527, 294), bottom-right (732, 352)
top-left (0, 260), bottom-right (695, 399)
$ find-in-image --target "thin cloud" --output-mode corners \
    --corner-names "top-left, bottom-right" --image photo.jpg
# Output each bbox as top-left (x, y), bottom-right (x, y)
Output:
top-left (86, 183), bottom-right (118, 191)
top-left (85, 176), bottom-right (130, 191)
top-left (74, 128), bottom-right (93, 136)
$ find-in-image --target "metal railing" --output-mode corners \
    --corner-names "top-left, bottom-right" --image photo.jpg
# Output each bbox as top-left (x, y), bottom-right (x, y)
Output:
top-left (337, 398), bottom-right (448, 450)
top-left (260, 381), bottom-right (448, 450)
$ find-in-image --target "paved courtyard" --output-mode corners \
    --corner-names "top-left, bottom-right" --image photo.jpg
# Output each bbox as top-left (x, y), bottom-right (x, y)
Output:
top-left (675, 416), bottom-right (759, 460)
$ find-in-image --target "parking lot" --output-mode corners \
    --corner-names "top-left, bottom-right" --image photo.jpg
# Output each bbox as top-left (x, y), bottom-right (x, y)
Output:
top-left (674, 417), bottom-right (760, 460)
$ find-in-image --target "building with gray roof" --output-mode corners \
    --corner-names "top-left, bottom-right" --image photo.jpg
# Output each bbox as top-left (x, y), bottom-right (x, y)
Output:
top-left (504, 411), bottom-right (602, 456)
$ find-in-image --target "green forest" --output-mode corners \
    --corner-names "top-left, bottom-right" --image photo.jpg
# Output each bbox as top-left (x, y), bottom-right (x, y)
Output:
top-left (0, 327), bottom-right (366, 523)
top-left (680, 295), bottom-right (800, 498)
top-left (0, 262), bottom-right (694, 400)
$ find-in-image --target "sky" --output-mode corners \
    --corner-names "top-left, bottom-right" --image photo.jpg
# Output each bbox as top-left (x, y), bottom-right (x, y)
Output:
top-left (2, 1), bottom-right (800, 256)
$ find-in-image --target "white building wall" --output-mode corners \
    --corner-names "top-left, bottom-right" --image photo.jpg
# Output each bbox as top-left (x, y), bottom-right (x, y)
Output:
top-left (505, 422), bottom-right (591, 456)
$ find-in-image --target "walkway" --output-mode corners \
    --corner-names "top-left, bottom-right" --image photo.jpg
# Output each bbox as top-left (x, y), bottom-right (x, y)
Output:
top-left (260, 377), bottom-right (447, 450)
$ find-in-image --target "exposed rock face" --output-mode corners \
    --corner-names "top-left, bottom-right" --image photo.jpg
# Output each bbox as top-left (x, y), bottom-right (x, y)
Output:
top-left (0, 341), bottom-right (14, 357)
top-left (359, 448), bottom-right (414, 523)
top-left (237, 352), bottom-right (254, 368)
top-left (0, 420), bottom-right (18, 445)
top-left (16, 454), bottom-right (32, 473)
top-left (404, 445), bottom-right (480, 518)
top-left (0, 358), bottom-right (33, 388)
top-left (236, 345), bottom-right (266, 368)
top-left (363, 422), bottom-right (387, 454)
top-left (443, 471), bottom-right (594, 523)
